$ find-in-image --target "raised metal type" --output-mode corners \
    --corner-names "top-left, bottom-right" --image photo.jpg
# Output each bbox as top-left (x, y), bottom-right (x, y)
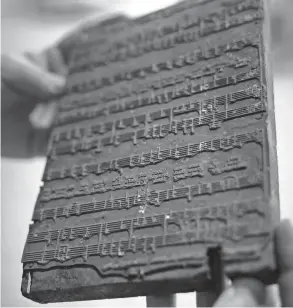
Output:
top-left (21, 0), bottom-right (279, 303)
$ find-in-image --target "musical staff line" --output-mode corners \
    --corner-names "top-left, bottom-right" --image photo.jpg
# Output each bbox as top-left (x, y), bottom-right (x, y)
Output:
top-left (51, 101), bottom-right (265, 157)
top-left (35, 172), bottom-right (262, 221)
top-left (52, 84), bottom-right (261, 144)
top-left (56, 68), bottom-right (260, 126)
top-left (23, 213), bottom-right (268, 265)
top-left (28, 198), bottom-right (264, 244)
top-left (43, 128), bottom-right (264, 181)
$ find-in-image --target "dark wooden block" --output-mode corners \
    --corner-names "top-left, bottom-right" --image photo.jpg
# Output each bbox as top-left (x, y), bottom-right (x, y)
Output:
top-left (21, 0), bottom-right (279, 303)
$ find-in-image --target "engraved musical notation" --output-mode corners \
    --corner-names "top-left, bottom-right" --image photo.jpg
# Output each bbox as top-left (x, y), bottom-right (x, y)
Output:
top-left (23, 198), bottom-right (267, 264)
top-left (73, 0), bottom-right (217, 56)
top-left (208, 156), bottom-right (248, 175)
top-left (71, 0), bottom-right (261, 73)
top-left (72, 0), bottom-right (246, 61)
top-left (60, 52), bottom-right (255, 113)
top-left (44, 128), bottom-right (264, 182)
top-left (34, 172), bottom-right (262, 221)
top-left (66, 33), bottom-right (259, 94)
top-left (53, 84), bottom-right (261, 144)
top-left (39, 169), bottom-right (169, 202)
top-left (63, 39), bottom-right (259, 121)
top-left (173, 155), bottom-right (248, 182)
top-left (28, 198), bottom-right (265, 245)
top-left (38, 156), bottom-right (247, 202)
top-left (51, 101), bottom-right (265, 156)
top-left (134, 0), bottom-right (216, 25)
top-left (56, 68), bottom-right (261, 126)
top-left (25, 226), bottom-right (265, 264)
top-left (20, 0), bottom-right (278, 300)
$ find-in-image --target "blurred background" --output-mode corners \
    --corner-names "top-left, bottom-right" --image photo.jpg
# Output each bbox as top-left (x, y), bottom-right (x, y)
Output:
top-left (1, 0), bottom-right (293, 306)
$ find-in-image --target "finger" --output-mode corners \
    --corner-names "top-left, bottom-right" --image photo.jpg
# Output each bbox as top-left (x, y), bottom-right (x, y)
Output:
top-left (2, 54), bottom-right (66, 101)
top-left (214, 278), bottom-right (266, 307)
top-left (29, 102), bottom-right (57, 129)
top-left (25, 47), bottom-right (68, 76)
top-left (197, 276), bottom-right (231, 307)
top-left (264, 285), bottom-right (281, 307)
top-left (24, 51), bottom-right (48, 71)
top-left (275, 219), bottom-right (293, 307)
top-left (45, 47), bottom-right (68, 76)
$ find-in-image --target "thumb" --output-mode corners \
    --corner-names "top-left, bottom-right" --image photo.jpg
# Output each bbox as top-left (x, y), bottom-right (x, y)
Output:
top-left (2, 53), bottom-right (66, 101)
top-left (214, 278), bottom-right (266, 307)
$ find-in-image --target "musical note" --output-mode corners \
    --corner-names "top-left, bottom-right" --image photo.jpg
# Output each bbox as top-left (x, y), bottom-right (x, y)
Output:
top-left (75, 202), bottom-right (81, 216)
top-left (147, 189), bottom-right (158, 206)
top-left (125, 191), bottom-right (131, 209)
top-left (60, 228), bottom-right (70, 241)
top-left (63, 206), bottom-right (70, 218)
top-left (220, 136), bottom-right (234, 151)
top-left (156, 146), bottom-right (163, 161)
top-left (142, 235), bottom-right (148, 253)
top-left (110, 240), bottom-right (116, 257)
top-left (81, 164), bottom-right (88, 177)
top-left (84, 227), bottom-right (91, 240)
top-left (53, 208), bottom-right (58, 222)
top-left (132, 115), bottom-right (139, 128)
top-left (108, 193), bottom-right (114, 210)
top-left (149, 149), bottom-right (154, 164)
top-left (132, 131), bottom-right (138, 145)
top-left (152, 124), bottom-right (158, 138)
top-left (143, 122), bottom-right (150, 139)
top-left (148, 90), bottom-right (156, 105)
top-left (174, 145), bottom-right (180, 159)
top-left (99, 123), bottom-right (106, 134)
top-left (38, 248), bottom-right (48, 265)
top-left (129, 236), bottom-right (137, 253)
top-left (140, 152), bottom-right (147, 165)
top-left (101, 242), bottom-right (107, 256)
top-left (117, 240), bottom-right (124, 257)
top-left (43, 231), bottom-right (51, 246)
top-left (70, 140), bottom-right (77, 154)
top-left (117, 119), bottom-right (125, 129)
top-left (129, 154), bottom-right (136, 168)
top-left (187, 185), bottom-right (192, 202)
top-left (182, 118), bottom-right (188, 134)
top-left (83, 245), bottom-right (89, 261)
top-left (152, 216), bottom-right (157, 223)
top-left (94, 139), bottom-right (102, 153)
top-left (145, 111), bottom-right (153, 124)
top-left (69, 228), bottom-right (77, 241)
top-left (149, 236), bottom-right (156, 253)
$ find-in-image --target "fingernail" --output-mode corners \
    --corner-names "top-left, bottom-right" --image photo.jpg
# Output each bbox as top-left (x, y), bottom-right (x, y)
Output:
top-left (49, 75), bottom-right (66, 94)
